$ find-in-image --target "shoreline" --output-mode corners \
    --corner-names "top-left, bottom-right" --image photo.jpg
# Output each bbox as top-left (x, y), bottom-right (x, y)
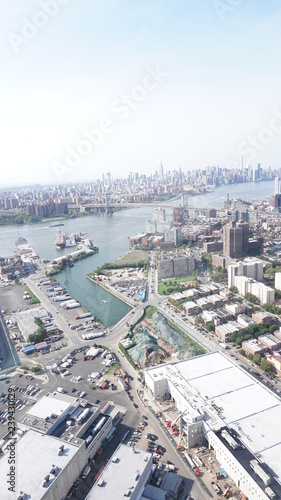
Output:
top-left (0, 179), bottom-right (275, 228)
top-left (87, 274), bottom-right (134, 308)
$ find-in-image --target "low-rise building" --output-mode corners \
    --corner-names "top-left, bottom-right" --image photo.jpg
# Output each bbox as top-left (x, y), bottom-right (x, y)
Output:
top-left (242, 339), bottom-right (268, 356)
top-left (252, 311), bottom-right (274, 324)
top-left (237, 314), bottom-right (256, 329)
top-left (196, 297), bottom-right (211, 309)
top-left (182, 301), bottom-right (198, 316)
top-left (258, 334), bottom-right (281, 351)
top-left (266, 352), bottom-right (281, 377)
top-left (215, 321), bottom-right (241, 342)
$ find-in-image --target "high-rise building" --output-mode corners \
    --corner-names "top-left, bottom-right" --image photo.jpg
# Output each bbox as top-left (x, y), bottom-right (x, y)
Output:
top-left (158, 162), bottom-right (164, 180)
top-left (274, 175), bottom-right (281, 195)
top-left (223, 220), bottom-right (249, 258)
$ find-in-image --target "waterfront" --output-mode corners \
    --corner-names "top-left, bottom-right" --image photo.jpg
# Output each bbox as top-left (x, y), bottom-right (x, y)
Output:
top-left (0, 180), bottom-right (275, 326)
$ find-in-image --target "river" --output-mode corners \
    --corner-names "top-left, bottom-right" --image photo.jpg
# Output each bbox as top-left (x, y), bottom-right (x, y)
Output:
top-left (0, 180), bottom-right (274, 325)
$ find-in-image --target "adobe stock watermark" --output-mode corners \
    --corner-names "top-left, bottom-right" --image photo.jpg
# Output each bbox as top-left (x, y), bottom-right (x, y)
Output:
top-left (8, 0), bottom-right (70, 54)
top-left (52, 65), bottom-right (169, 182)
top-left (6, 386), bottom-right (16, 494)
top-left (227, 108), bottom-right (281, 169)
top-left (213, 0), bottom-right (243, 21)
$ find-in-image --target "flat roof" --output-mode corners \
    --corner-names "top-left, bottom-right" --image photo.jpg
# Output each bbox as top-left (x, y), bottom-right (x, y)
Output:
top-left (0, 430), bottom-right (80, 499)
top-left (27, 393), bottom-right (72, 420)
top-left (14, 306), bottom-right (49, 339)
top-left (19, 392), bottom-right (79, 433)
top-left (146, 352), bottom-right (281, 483)
top-left (86, 444), bottom-right (152, 500)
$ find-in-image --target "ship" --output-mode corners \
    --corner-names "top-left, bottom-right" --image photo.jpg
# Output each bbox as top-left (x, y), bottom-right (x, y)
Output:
top-left (55, 231), bottom-right (66, 250)
top-left (50, 223), bottom-right (65, 227)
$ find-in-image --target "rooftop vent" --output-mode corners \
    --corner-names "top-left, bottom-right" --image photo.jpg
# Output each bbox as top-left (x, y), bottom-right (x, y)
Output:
top-left (50, 465), bottom-right (58, 475)
top-left (58, 445), bottom-right (64, 456)
top-left (42, 475), bottom-right (50, 488)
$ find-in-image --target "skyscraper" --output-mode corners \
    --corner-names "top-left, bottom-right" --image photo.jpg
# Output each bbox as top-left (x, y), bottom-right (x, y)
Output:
top-left (223, 221), bottom-right (249, 258)
top-left (159, 162), bottom-right (164, 180)
top-left (274, 175), bottom-right (281, 195)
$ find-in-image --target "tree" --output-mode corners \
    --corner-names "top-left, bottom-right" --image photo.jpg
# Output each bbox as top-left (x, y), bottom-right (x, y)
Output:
top-left (245, 293), bottom-right (260, 305)
top-left (195, 315), bottom-right (203, 325)
top-left (260, 358), bottom-right (276, 375)
top-left (229, 285), bottom-right (238, 294)
top-left (253, 354), bottom-right (261, 366)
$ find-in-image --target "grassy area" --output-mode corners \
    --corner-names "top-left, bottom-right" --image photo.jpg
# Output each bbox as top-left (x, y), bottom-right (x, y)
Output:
top-left (158, 275), bottom-right (196, 295)
top-left (112, 250), bottom-right (148, 266)
top-left (89, 250), bottom-right (149, 276)
top-left (144, 305), bottom-right (157, 317)
top-left (23, 285), bottom-right (40, 304)
top-left (104, 361), bottom-right (119, 376)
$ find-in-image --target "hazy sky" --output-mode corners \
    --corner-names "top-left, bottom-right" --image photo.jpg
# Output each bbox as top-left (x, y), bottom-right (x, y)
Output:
top-left (2, 0), bottom-right (281, 186)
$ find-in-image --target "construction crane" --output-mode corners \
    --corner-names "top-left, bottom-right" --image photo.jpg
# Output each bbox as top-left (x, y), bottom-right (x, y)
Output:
top-left (171, 407), bottom-right (189, 436)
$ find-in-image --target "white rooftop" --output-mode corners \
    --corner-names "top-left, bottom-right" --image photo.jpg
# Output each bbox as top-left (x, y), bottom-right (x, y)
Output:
top-left (27, 392), bottom-right (74, 420)
top-left (86, 444), bottom-right (152, 500)
top-left (0, 430), bottom-right (80, 499)
top-left (146, 352), bottom-right (281, 483)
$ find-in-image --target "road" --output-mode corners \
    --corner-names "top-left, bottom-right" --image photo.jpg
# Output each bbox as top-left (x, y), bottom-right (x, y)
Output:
top-left (0, 310), bottom-right (20, 370)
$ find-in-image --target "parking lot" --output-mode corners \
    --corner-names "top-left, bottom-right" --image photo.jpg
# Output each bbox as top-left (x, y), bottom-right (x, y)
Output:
top-left (0, 372), bottom-right (45, 438)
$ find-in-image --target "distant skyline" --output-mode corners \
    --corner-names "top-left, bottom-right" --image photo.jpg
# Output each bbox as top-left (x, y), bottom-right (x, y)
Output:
top-left (2, 1), bottom-right (281, 185)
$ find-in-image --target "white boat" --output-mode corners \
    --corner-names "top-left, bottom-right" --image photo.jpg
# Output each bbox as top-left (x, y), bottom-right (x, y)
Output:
top-left (102, 300), bottom-right (107, 304)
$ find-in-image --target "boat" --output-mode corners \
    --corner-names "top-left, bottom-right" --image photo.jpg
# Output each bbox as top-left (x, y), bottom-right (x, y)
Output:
top-left (102, 300), bottom-right (107, 304)
top-left (55, 231), bottom-right (66, 249)
top-left (50, 223), bottom-right (65, 227)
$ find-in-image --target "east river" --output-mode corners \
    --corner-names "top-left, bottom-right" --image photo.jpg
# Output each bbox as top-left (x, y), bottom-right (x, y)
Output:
top-left (0, 180), bottom-right (275, 326)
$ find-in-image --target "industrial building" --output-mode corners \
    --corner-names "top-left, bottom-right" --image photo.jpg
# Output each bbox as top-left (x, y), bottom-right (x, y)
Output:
top-left (86, 444), bottom-right (153, 500)
top-left (145, 352), bottom-right (281, 500)
top-left (0, 391), bottom-right (114, 499)
top-left (145, 208), bottom-right (172, 234)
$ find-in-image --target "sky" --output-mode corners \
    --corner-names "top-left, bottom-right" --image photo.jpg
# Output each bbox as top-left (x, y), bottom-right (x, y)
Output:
top-left (1, 0), bottom-right (281, 186)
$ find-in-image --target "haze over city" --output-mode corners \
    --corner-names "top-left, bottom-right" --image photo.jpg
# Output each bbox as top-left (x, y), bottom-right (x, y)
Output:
top-left (2, 0), bottom-right (281, 186)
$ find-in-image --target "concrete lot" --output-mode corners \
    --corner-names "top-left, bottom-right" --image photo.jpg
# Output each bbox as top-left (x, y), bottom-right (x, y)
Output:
top-left (0, 283), bottom-right (28, 314)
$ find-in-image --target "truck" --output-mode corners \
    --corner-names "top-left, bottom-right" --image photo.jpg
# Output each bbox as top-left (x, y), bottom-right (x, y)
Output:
top-left (167, 463), bottom-right (175, 471)
top-left (65, 302), bottom-right (80, 310)
top-left (219, 342), bottom-right (228, 350)
top-left (22, 345), bottom-right (35, 355)
top-left (82, 465), bottom-right (91, 478)
top-left (75, 312), bottom-right (92, 320)
top-left (119, 368), bottom-right (127, 379)
top-left (57, 387), bottom-right (66, 394)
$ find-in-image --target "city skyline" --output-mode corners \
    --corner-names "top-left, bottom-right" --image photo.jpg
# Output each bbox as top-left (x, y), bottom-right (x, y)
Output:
top-left (2, 1), bottom-right (281, 185)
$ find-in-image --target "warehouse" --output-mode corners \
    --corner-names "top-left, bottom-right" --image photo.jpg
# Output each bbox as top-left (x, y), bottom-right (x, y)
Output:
top-left (145, 352), bottom-right (281, 500)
